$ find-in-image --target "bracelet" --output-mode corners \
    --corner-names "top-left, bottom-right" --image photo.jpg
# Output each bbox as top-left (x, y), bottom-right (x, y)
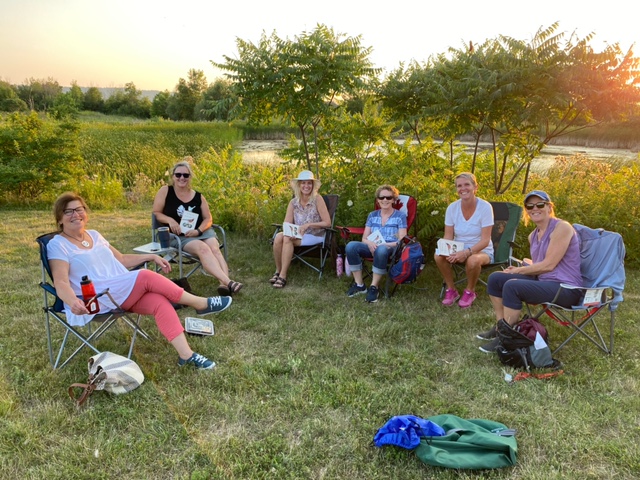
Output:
top-left (467, 248), bottom-right (472, 258)
top-left (196, 228), bottom-right (202, 235)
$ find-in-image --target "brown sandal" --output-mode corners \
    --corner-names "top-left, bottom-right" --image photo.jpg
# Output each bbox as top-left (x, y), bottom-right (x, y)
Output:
top-left (269, 272), bottom-right (280, 284)
top-left (228, 280), bottom-right (243, 294)
top-left (272, 277), bottom-right (287, 289)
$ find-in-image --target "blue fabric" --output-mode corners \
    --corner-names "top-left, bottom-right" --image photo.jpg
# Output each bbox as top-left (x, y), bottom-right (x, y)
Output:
top-left (374, 415), bottom-right (445, 449)
top-left (573, 224), bottom-right (626, 310)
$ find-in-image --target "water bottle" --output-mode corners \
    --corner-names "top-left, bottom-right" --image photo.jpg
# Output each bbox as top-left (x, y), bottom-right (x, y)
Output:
top-left (345, 257), bottom-right (352, 277)
top-left (81, 275), bottom-right (100, 314)
top-left (336, 254), bottom-right (344, 277)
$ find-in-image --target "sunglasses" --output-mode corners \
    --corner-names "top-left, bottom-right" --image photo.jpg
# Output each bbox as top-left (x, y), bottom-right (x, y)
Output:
top-left (63, 206), bottom-right (86, 216)
top-left (174, 173), bottom-right (191, 179)
top-left (377, 196), bottom-right (395, 201)
top-left (525, 202), bottom-right (548, 210)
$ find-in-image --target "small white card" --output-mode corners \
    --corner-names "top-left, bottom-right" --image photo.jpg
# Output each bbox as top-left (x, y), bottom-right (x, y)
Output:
top-left (283, 222), bottom-right (303, 239)
top-left (367, 230), bottom-right (385, 246)
top-left (180, 210), bottom-right (199, 233)
top-left (436, 238), bottom-right (465, 256)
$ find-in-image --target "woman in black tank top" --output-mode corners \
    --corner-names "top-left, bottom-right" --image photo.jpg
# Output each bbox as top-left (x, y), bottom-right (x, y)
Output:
top-left (152, 158), bottom-right (243, 296)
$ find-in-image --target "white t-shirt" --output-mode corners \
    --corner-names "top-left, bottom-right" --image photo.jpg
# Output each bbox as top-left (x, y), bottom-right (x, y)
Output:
top-left (444, 198), bottom-right (494, 257)
top-left (46, 230), bottom-right (139, 326)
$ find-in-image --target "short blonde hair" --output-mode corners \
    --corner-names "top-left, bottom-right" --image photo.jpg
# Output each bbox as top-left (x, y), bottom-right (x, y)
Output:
top-left (455, 172), bottom-right (478, 188)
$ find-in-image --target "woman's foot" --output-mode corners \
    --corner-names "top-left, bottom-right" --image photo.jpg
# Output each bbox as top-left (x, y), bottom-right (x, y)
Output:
top-left (227, 280), bottom-right (243, 294)
top-left (269, 272), bottom-right (280, 284)
top-left (273, 277), bottom-right (287, 289)
top-left (177, 352), bottom-right (216, 370)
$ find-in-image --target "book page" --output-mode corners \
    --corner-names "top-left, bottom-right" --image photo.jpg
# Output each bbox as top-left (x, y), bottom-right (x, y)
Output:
top-left (180, 210), bottom-right (199, 233)
top-left (583, 288), bottom-right (605, 307)
top-left (436, 238), bottom-right (465, 256)
top-left (283, 222), bottom-right (303, 239)
top-left (367, 230), bottom-right (385, 246)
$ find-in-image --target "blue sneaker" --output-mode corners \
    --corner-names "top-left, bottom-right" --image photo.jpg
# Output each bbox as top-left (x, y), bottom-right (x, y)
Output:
top-left (195, 296), bottom-right (232, 315)
top-left (366, 285), bottom-right (379, 303)
top-left (178, 352), bottom-right (216, 370)
top-left (347, 283), bottom-right (367, 297)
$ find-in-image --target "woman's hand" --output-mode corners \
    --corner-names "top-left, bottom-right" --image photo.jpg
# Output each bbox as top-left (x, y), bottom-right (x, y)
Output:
top-left (152, 255), bottom-right (172, 273)
top-left (184, 229), bottom-right (199, 238)
top-left (70, 297), bottom-right (90, 316)
top-left (168, 221), bottom-right (181, 235)
top-left (447, 251), bottom-right (467, 264)
top-left (365, 240), bottom-right (377, 254)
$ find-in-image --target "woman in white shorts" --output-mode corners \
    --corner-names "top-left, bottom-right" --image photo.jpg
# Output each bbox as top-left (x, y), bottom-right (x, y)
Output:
top-left (270, 170), bottom-right (331, 288)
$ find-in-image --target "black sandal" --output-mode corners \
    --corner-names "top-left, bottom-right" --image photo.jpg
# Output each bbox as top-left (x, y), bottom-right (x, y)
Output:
top-left (269, 272), bottom-right (280, 284)
top-left (217, 284), bottom-right (231, 296)
top-left (272, 277), bottom-right (287, 289)
top-left (228, 280), bottom-right (243, 294)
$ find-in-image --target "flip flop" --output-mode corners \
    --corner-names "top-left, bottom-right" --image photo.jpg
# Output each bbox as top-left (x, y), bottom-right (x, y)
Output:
top-left (228, 280), bottom-right (243, 294)
top-left (217, 285), bottom-right (231, 296)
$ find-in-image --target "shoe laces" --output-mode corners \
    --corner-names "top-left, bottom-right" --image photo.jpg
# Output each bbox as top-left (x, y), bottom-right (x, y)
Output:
top-left (209, 296), bottom-right (223, 307)
top-left (191, 353), bottom-right (209, 366)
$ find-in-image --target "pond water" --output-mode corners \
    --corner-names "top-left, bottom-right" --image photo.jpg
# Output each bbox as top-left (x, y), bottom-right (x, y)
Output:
top-left (239, 139), bottom-right (639, 170)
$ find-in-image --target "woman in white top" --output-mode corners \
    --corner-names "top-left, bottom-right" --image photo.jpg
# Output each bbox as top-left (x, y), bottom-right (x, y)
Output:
top-left (47, 192), bottom-right (232, 370)
top-left (435, 173), bottom-right (494, 308)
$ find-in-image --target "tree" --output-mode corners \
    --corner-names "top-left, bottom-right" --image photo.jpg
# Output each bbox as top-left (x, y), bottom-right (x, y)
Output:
top-left (0, 80), bottom-right (27, 112)
top-left (213, 24), bottom-right (380, 173)
top-left (83, 86), bottom-right (104, 112)
top-left (0, 112), bottom-right (82, 198)
top-left (15, 77), bottom-right (62, 111)
top-left (379, 24), bottom-right (640, 194)
top-left (104, 82), bottom-right (151, 118)
top-left (196, 78), bottom-right (238, 121)
top-left (151, 90), bottom-right (170, 118)
top-left (166, 69), bottom-right (208, 121)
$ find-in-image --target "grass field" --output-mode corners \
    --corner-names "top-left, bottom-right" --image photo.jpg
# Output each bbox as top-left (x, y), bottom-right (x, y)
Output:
top-left (1, 209), bottom-right (639, 479)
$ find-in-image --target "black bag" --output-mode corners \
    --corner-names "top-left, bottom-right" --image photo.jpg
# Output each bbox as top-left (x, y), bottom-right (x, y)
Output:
top-left (496, 319), bottom-right (556, 370)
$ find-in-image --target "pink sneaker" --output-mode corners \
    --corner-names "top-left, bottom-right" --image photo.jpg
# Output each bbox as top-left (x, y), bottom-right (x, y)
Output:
top-left (458, 290), bottom-right (477, 308)
top-left (442, 288), bottom-right (460, 306)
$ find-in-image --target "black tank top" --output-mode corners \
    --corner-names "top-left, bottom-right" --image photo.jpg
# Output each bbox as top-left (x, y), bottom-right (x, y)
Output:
top-left (162, 186), bottom-right (204, 230)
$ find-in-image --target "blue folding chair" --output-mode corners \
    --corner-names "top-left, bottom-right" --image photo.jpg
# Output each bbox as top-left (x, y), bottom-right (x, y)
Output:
top-left (37, 232), bottom-right (150, 369)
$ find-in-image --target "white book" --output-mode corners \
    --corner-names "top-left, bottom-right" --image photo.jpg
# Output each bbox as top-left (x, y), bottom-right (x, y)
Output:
top-left (582, 288), bottom-right (605, 307)
top-left (283, 222), bottom-right (303, 239)
top-left (436, 238), bottom-right (465, 256)
top-left (367, 230), bottom-right (385, 246)
top-left (180, 210), bottom-right (199, 233)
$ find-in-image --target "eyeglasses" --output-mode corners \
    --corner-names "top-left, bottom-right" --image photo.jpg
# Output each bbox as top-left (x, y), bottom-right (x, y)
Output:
top-left (63, 207), bottom-right (86, 216)
top-left (377, 196), bottom-right (395, 201)
top-left (174, 173), bottom-right (191, 179)
top-left (525, 202), bottom-right (548, 210)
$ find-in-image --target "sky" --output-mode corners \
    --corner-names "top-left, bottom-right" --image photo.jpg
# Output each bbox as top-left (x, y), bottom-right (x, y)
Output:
top-left (1, 0), bottom-right (638, 91)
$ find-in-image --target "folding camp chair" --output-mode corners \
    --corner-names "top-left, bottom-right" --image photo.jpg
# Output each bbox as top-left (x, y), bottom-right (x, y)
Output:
top-left (527, 224), bottom-right (625, 355)
top-left (441, 201), bottom-right (522, 297)
top-left (270, 194), bottom-right (339, 278)
top-left (37, 233), bottom-right (151, 369)
top-left (337, 194), bottom-right (419, 298)
top-left (133, 213), bottom-right (227, 279)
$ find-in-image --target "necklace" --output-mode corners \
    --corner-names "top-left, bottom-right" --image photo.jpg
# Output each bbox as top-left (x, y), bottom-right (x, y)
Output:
top-left (62, 231), bottom-right (90, 247)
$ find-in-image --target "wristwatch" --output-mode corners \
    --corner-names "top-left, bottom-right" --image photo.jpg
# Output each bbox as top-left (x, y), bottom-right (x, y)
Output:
top-left (196, 228), bottom-right (202, 235)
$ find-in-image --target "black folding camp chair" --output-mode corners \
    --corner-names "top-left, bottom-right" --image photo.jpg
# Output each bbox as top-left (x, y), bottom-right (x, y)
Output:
top-left (270, 194), bottom-right (339, 278)
top-left (37, 233), bottom-right (150, 369)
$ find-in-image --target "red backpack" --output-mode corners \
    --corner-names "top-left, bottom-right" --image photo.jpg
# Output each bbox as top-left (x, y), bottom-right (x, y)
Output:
top-left (389, 237), bottom-right (425, 284)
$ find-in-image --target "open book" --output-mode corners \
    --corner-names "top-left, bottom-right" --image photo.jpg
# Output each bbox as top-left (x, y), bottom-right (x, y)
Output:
top-left (180, 210), bottom-right (199, 233)
top-left (283, 222), bottom-right (303, 239)
top-left (367, 230), bottom-right (385, 246)
top-left (436, 238), bottom-right (465, 256)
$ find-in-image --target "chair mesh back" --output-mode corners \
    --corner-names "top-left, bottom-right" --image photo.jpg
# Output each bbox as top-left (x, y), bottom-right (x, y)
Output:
top-left (36, 232), bottom-right (66, 312)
